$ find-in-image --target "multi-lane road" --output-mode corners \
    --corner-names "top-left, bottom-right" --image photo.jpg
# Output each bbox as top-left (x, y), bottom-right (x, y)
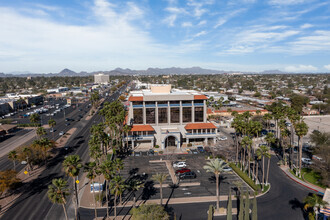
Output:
top-left (0, 86), bottom-right (126, 220)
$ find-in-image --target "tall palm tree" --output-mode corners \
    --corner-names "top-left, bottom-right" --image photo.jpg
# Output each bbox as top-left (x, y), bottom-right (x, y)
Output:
top-left (231, 115), bottom-right (244, 164)
top-left (241, 136), bottom-right (252, 175)
top-left (62, 155), bottom-right (82, 220)
top-left (123, 125), bottom-right (131, 150)
top-left (113, 158), bottom-right (124, 175)
top-left (30, 113), bottom-right (40, 135)
top-left (262, 113), bottom-right (272, 130)
top-left (304, 194), bottom-right (328, 220)
top-left (151, 173), bottom-right (169, 206)
top-left (36, 127), bottom-right (46, 139)
top-left (100, 158), bottom-right (114, 218)
top-left (264, 133), bottom-right (275, 186)
top-left (203, 159), bottom-right (227, 211)
top-left (110, 175), bottom-right (126, 218)
top-left (47, 178), bottom-right (70, 220)
top-left (84, 161), bottom-right (99, 219)
top-left (48, 119), bottom-right (56, 140)
top-left (294, 121), bottom-right (309, 177)
top-left (281, 128), bottom-right (290, 165)
top-left (128, 179), bottom-right (144, 208)
top-left (256, 146), bottom-right (269, 189)
top-left (8, 150), bottom-right (18, 171)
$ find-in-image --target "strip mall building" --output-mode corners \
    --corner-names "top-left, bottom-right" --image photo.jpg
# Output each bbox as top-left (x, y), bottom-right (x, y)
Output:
top-left (125, 85), bottom-right (218, 149)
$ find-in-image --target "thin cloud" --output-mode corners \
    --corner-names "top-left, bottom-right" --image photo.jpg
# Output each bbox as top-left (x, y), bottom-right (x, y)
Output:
top-left (284, 65), bottom-right (318, 72)
top-left (194, 30), bottom-right (207, 37)
top-left (324, 64), bottom-right (330, 70)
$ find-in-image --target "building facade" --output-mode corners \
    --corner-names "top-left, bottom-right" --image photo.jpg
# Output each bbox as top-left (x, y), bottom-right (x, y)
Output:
top-left (125, 85), bottom-right (218, 150)
top-left (94, 74), bottom-right (109, 84)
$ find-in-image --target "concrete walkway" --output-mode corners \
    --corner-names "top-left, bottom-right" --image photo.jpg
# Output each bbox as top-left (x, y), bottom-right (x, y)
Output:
top-left (280, 166), bottom-right (326, 194)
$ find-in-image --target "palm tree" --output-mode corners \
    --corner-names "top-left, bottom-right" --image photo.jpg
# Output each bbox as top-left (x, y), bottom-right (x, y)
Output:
top-left (8, 150), bottom-right (18, 171)
top-left (129, 179), bottom-right (144, 208)
top-left (262, 113), bottom-right (272, 130)
top-left (100, 158), bottom-right (114, 219)
top-left (256, 146), bottom-right (269, 189)
top-left (30, 113), bottom-right (40, 135)
top-left (110, 175), bottom-right (126, 218)
top-left (264, 133), bottom-right (275, 186)
top-left (36, 127), bottom-right (46, 139)
top-left (123, 125), bottom-right (131, 150)
top-left (48, 119), bottom-right (56, 140)
top-left (151, 173), bottom-right (169, 206)
top-left (304, 194), bottom-right (328, 220)
top-left (231, 115), bottom-right (244, 164)
top-left (241, 136), bottom-right (252, 175)
top-left (113, 158), bottom-right (124, 175)
top-left (30, 113), bottom-right (40, 125)
top-left (203, 159), bottom-right (227, 211)
top-left (84, 161), bottom-right (99, 219)
top-left (294, 121), bottom-right (309, 177)
top-left (47, 178), bottom-right (70, 220)
top-left (62, 155), bottom-right (82, 220)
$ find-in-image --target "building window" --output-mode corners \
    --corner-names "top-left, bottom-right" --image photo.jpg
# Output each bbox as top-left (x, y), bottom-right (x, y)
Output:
top-left (194, 100), bottom-right (203, 104)
top-left (133, 101), bottom-right (143, 105)
top-left (170, 108), bottom-right (180, 123)
top-left (158, 108), bottom-right (168, 123)
top-left (146, 108), bottom-right (155, 124)
top-left (133, 109), bottom-right (143, 124)
top-left (195, 107), bottom-right (204, 122)
top-left (170, 101), bottom-right (180, 104)
top-left (182, 107), bottom-right (192, 123)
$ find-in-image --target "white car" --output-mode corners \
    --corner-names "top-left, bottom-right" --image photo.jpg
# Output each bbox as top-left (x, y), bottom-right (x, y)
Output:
top-left (302, 158), bottom-right (312, 165)
top-left (223, 166), bottom-right (232, 172)
top-left (59, 131), bottom-right (64, 136)
top-left (21, 161), bottom-right (27, 165)
top-left (173, 161), bottom-right (186, 168)
top-left (218, 136), bottom-right (228, 141)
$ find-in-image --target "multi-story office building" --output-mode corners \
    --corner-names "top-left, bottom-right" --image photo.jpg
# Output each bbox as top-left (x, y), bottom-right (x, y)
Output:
top-left (94, 73), bottom-right (109, 84)
top-left (125, 84), bottom-right (218, 149)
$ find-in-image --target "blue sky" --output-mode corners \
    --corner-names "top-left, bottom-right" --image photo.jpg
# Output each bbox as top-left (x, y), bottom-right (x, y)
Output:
top-left (0, 0), bottom-right (330, 73)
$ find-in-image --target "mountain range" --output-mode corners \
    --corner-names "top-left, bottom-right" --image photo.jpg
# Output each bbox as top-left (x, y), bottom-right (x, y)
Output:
top-left (0, 67), bottom-right (289, 77)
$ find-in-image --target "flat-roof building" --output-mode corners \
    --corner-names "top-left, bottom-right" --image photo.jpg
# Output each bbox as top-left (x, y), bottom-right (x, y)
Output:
top-left (94, 74), bottom-right (109, 84)
top-left (125, 84), bottom-right (218, 150)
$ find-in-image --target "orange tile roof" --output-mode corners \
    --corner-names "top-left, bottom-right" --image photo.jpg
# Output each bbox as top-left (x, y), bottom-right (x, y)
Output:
top-left (194, 95), bottom-right (208, 100)
top-left (207, 108), bottom-right (213, 114)
top-left (128, 96), bottom-right (143, 101)
top-left (130, 125), bottom-right (155, 132)
top-left (185, 123), bottom-right (216, 130)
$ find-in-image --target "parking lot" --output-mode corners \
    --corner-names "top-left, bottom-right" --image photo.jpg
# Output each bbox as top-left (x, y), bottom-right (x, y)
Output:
top-left (121, 153), bottom-right (254, 202)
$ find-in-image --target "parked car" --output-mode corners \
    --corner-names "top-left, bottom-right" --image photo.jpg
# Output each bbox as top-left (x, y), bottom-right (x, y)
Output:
top-left (21, 161), bottom-right (27, 165)
top-left (197, 146), bottom-right (205, 153)
top-left (302, 158), bottom-right (313, 165)
top-left (148, 149), bottom-right (154, 156)
top-left (218, 136), bottom-right (228, 141)
top-left (223, 166), bottom-right (232, 172)
top-left (173, 161), bottom-right (187, 168)
top-left (175, 168), bottom-right (191, 174)
top-left (179, 171), bottom-right (196, 179)
top-left (191, 149), bottom-right (198, 154)
top-left (270, 123), bottom-right (275, 127)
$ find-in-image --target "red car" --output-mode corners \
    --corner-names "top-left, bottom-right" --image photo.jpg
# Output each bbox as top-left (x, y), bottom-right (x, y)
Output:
top-left (175, 168), bottom-right (191, 174)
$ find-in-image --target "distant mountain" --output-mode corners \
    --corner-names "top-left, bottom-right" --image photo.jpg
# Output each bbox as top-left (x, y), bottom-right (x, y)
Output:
top-left (261, 69), bottom-right (285, 74)
top-left (58, 68), bottom-right (77, 76)
top-left (1, 67), bottom-right (319, 77)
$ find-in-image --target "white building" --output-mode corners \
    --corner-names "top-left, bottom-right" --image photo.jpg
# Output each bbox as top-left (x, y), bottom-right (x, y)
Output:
top-left (94, 74), bottom-right (109, 84)
top-left (125, 84), bottom-right (218, 150)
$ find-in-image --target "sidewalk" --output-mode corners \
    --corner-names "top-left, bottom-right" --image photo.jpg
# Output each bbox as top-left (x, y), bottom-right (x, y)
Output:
top-left (280, 166), bottom-right (326, 194)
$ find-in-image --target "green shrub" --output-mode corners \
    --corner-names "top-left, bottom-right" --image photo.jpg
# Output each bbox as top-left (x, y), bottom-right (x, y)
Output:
top-left (229, 163), bottom-right (260, 191)
top-left (187, 143), bottom-right (192, 147)
top-left (159, 151), bottom-right (163, 154)
top-left (17, 123), bottom-right (41, 127)
top-left (155, 145), bottom-right (160, 148)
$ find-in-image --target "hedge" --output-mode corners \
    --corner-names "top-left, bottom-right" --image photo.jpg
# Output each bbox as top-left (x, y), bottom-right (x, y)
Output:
top-left (17, 123), bottom-right (41, 127)
top-left (229, 163), bottom-right (260, 191)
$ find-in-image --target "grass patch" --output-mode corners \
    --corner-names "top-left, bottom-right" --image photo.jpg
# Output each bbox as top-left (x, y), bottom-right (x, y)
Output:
top-left (229, 163), bottom-right (260, 192)
top-left (262, 184), bottom-right (270, 193)
top-left (302, 168), bottom-right (326, 189)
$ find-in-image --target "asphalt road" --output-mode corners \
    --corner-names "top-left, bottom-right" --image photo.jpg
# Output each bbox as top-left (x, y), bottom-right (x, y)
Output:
top-left (0, 100), bottom-right (91, 172)
top-left (0, 87), bottom-right (125, 220)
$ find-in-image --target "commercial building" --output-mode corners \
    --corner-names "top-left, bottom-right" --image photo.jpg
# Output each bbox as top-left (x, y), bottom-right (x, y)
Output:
top-left (94, 74), bottom-right (109, 84)
top-left (125, 85), bottom-right (218, 150)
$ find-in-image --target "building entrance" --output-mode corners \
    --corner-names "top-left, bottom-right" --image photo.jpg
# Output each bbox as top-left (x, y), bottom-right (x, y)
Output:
top-left (165, 136), bottom-right (176, 148)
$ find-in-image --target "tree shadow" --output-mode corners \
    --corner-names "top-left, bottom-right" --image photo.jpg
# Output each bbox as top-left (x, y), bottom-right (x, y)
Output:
top-left (141, 181), bottom-right (156, 200)
top-left (289, 198), bottom-right (308, 219)
top-left (208, 175), bottom-right (227, 184)
top-left (165, 183), bottom-right (179, 208)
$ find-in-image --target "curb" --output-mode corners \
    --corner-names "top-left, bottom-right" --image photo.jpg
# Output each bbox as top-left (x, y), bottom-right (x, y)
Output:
top-left (281, 168), bottom-right (325, 195)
